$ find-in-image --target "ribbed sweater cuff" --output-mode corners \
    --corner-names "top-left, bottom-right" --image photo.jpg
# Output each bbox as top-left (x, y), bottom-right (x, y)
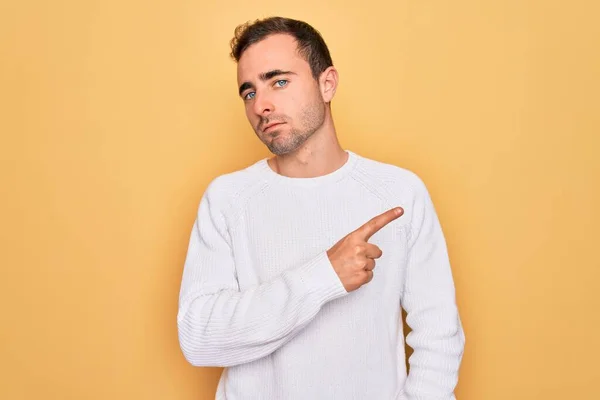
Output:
top-left (296, 251), bottom-right (348, 302)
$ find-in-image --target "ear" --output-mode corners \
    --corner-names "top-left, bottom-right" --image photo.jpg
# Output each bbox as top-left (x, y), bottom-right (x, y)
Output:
top-left (319, 66), bottom-right (338, 103)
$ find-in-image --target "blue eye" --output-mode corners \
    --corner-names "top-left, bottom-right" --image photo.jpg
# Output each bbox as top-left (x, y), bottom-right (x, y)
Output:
top-left (244, 92), bottom-right (256, 100)
top-left (275, 80), bottom-right (288, 87)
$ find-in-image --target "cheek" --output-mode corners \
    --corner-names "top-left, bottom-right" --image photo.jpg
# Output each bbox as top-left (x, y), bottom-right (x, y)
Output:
top-left (271, 91), bottom-right (290, 112)
top-left (291, 85), bottom-right (318, 108)
top-left (244, 106), bottom-right (258, 124)
top-left (288, 91), bottom-right (319, 120)
top-left (276, 93), bottom-right (303, 120)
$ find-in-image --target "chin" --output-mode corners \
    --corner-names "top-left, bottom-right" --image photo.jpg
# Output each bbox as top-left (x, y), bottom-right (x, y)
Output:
top-left (270, 141), bottom-right (304, 156)
top-left (268, 144), bottom-right (291, 156)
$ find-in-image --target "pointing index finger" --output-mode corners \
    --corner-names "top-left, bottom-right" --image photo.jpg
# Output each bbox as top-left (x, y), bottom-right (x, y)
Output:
top-left (357, 207), bottom-right (404, 241)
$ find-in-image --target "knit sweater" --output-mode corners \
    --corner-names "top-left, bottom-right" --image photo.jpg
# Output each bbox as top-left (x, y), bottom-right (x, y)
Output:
top-left (177, 150), bottom-right (465, 399)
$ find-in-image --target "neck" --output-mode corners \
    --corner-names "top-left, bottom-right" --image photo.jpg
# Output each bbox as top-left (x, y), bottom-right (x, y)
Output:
top-left (267, 115), bottom-right (347, 178)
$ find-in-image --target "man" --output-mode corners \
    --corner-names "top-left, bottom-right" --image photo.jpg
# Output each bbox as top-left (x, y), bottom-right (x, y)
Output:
top-left (178, 16), bottom-right (465, 400)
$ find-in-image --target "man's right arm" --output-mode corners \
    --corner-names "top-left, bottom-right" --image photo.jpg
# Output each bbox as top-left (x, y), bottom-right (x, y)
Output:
top-left (176, 184), bottom-right (348, 367)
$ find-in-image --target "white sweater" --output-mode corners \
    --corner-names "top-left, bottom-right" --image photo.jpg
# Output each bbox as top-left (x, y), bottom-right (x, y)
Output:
top-left (177, 150), bottom-right (465, 399)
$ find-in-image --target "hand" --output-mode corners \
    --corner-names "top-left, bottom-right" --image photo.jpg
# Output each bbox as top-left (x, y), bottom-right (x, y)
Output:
top-left (327, 207), bottom-right (404, 292)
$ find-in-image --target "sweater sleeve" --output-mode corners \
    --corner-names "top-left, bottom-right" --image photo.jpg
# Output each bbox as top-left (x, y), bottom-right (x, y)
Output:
top-left (400, 180), bottom-right (465, 399)
top-left (177, 183), bottom-right (348, 367)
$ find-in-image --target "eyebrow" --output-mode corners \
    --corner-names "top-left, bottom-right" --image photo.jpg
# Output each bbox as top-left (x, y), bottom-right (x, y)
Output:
top-left (238, 69), bottom-right (296, 97)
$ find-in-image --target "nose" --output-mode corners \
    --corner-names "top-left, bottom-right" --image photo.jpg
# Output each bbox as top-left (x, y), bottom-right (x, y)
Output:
top-left (252, 92), bottom-right (275, 117)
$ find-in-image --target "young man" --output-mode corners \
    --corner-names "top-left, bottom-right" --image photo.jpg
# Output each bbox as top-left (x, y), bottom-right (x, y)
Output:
top-left (178, 16), bottom-right (465, 400)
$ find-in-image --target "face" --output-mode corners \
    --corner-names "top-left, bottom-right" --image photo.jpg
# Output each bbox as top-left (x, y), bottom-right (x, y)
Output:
top-left (237, 34), bottom-right (327, 155)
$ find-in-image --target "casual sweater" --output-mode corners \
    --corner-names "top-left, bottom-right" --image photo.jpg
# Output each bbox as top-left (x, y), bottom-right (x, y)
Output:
top-left (177, 150), bottom-right (465, 399)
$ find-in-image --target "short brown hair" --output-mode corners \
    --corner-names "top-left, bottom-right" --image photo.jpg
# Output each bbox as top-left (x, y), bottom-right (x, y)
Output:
top-left (230, 17), bottom-right (334, 80)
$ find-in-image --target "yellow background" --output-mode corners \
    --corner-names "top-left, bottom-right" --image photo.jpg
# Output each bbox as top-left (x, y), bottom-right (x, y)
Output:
top-left (1, 0), bottom-right (599, 399)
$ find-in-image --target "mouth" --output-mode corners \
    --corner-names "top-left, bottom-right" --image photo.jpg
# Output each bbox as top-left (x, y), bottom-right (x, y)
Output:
top-left (262, 122), bottom-right (284, 132)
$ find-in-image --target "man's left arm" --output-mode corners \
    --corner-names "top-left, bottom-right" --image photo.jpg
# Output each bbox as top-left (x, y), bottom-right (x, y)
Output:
top-left (401, 179), bottom-right (466, 399)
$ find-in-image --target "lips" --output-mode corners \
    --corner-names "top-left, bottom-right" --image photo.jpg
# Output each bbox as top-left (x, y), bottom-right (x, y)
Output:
top-left (262, 122), bottom-right (284, 132)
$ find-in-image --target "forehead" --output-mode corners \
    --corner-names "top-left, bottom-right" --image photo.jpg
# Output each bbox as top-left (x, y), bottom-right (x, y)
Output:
top-left (237, 34), bottom-right (309, 84)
